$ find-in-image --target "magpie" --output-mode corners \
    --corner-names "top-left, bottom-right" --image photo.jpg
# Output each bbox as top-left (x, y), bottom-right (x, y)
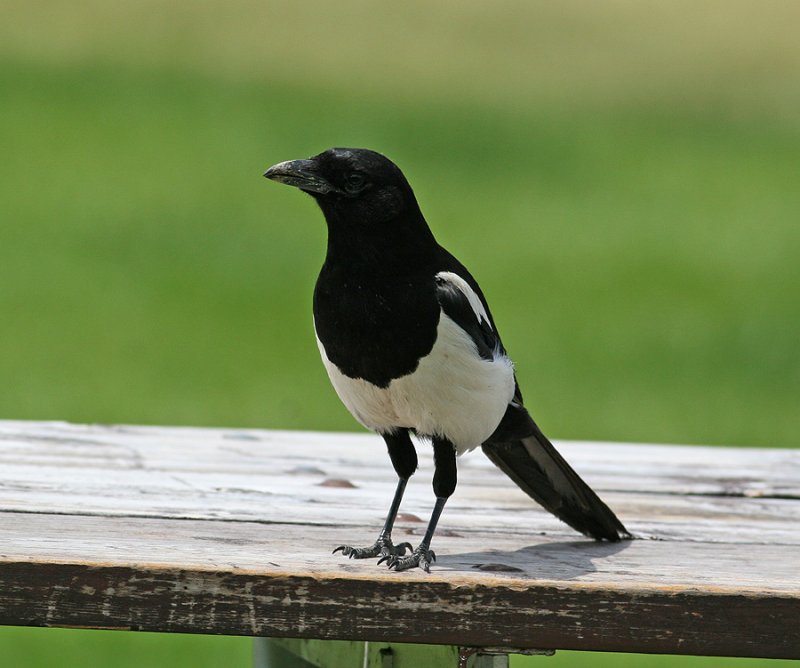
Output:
top-left (264, 148), bottom-right (629, 572)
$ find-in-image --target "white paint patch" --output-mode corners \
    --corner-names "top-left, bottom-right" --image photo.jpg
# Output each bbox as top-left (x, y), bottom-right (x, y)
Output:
top-left (435, 271), bottom-right (491, 328)
top-left (316, 311), bottom-right (515, 454)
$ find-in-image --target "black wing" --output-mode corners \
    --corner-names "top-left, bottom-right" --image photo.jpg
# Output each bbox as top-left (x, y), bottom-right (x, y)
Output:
top-left (434, 244), bottom-right (523, 401)
top-left (433, 247), bottom-right (629, 541)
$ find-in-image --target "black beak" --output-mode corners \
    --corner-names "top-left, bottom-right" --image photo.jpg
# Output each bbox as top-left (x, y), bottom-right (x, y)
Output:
top-left (263, 159), bottom-right (335, 195)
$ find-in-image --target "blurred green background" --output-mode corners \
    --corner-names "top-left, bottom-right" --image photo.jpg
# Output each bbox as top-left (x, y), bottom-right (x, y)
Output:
top-left (1, 1), bottom-right (798, 666)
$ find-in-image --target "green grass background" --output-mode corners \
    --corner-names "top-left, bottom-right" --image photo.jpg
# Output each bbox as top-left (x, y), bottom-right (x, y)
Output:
top-left (1, 1), bottom-right (798, 666)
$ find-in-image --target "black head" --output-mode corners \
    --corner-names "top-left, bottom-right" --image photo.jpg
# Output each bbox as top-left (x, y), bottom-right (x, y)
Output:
top-left (264, 148), bottom-right (424, 228)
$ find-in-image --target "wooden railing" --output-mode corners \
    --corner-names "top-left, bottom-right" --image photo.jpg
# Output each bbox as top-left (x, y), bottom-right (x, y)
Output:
top-left (0, 420), bottom-right (798, 666)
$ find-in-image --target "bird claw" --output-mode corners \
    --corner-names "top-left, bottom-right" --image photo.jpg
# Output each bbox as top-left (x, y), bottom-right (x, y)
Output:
top-left (384, 545), bottom-right (436, 572)
top-left (334, 536), bottom-right (413, 561)
top-left (375, 543), bottom-right (412, 565)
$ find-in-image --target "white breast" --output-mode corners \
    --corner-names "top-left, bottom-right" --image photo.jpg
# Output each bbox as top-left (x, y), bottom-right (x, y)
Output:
top-left (316, 311), bottom-right (515, 455)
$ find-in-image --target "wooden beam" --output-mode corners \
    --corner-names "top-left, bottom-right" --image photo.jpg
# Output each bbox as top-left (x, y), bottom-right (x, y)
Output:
top-left (253, 639), bottom-right (461, 668)
top-left (252, 639), bottom-right (552, 667)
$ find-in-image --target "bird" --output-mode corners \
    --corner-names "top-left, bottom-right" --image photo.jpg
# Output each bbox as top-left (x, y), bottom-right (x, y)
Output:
top-left (263, 147), bottom-right (629, 572)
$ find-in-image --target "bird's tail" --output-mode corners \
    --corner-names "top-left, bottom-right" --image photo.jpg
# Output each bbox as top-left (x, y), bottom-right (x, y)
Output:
top-left (482, 422), bottom-right (629, 541)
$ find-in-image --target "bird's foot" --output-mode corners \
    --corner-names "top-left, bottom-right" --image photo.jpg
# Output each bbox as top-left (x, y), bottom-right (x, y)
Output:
top-left (382, 544), bottom-right (436, 573)
top-left (333, 535), bottom-right (413, 560)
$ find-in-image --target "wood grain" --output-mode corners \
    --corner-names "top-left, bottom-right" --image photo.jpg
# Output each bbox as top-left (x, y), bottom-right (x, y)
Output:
top-left (0, 420), bottom-right (798, 658)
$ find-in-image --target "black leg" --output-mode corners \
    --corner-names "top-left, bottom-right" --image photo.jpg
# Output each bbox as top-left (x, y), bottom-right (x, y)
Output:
top-left (385, 429), bottom-right (418, 479)
top-left (386, 437), bottom-right (457, 573)
top-left (334, 430), bottom-right (417, 561)
top-left (432, 436), bottom-right (457, 498)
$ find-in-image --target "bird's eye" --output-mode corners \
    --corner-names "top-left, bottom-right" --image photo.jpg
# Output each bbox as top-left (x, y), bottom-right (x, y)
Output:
top-left (344, 173), bottom-right (366, 193)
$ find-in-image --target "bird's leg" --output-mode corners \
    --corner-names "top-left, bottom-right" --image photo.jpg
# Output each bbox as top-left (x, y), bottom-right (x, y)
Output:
top-left (334, 477), bottom-right (413, 559)
top-left (386, 437), bottom-right (456, 572)
top-left (334, 430), bottom-right (417, 561)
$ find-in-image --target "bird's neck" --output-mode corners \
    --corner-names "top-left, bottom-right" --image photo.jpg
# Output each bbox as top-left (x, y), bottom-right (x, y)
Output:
top-left (323, 209), bottom-right (438, 276)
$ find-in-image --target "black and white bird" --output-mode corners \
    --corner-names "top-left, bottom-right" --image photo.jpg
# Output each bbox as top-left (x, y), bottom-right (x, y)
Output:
top-left (264, 148), bottom-right (629, 572)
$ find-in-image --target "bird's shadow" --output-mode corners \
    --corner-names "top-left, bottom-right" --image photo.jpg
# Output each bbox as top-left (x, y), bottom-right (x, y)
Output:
top-left (442, 538), bottom-right (632, 581)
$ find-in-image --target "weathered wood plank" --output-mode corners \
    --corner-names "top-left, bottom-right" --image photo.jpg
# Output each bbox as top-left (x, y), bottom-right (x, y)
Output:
top-left (1, 557), bottom-right (797, 658)
top-left (1, 511), bottom-right (798, 591)
top-left (1, 422), bottom-right (797, 538)
top-left (0, 420), bottom-right (799, 658)
top-left (1, 421), bottom-right (797, 498)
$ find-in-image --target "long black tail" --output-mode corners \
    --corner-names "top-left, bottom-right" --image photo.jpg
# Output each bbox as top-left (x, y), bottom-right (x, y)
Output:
top-left (482, 420), bottom-right (629, 541)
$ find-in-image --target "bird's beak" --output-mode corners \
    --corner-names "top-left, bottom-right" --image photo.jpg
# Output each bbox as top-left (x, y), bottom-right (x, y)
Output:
top-left (263, 159), bottom-right (335, 195)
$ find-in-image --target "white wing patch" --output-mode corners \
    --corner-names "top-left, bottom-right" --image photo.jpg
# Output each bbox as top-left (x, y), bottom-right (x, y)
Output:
top-left (435, 271), bottom-right (492, 329)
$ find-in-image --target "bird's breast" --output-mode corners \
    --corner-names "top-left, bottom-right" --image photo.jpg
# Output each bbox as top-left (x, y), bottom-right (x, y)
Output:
top-left (313, 272), bottom-right (440, 387)
top-left (316, 309), bottom-right (515, 453)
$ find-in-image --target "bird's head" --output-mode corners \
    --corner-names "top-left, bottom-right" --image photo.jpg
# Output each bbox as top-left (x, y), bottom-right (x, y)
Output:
top-left (264, 148), bottom-right (423, 228)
